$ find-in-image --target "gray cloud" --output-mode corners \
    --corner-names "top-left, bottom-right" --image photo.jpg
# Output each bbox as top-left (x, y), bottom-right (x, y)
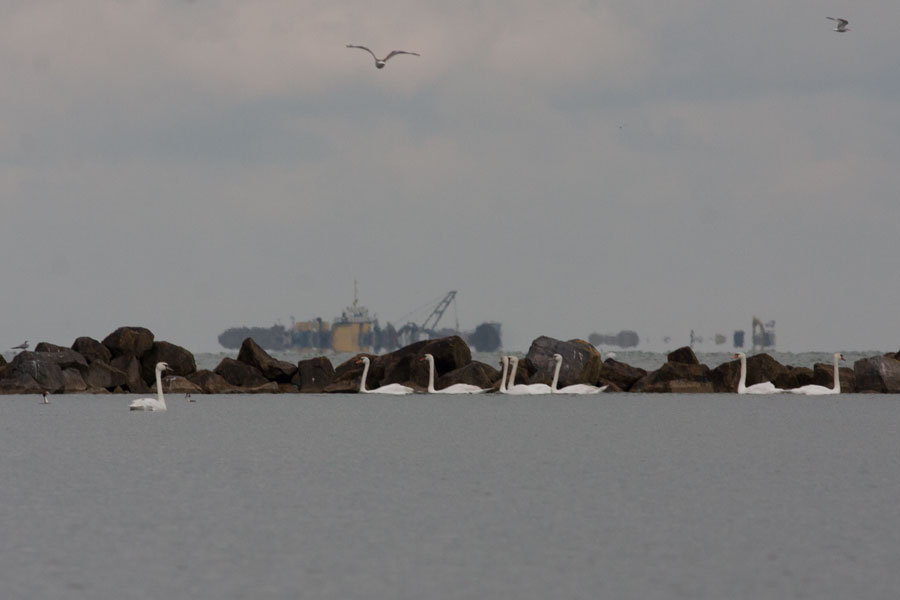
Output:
top-left (2, 1), bottom-right (898, 353)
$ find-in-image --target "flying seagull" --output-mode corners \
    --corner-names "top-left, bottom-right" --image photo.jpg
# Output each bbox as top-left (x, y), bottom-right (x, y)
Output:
top-left (11, 340), bottom-right (28, 350)
top-left (346, 44), bottom-right (420, 69)
top-left (827, 17), bottom-right (850, 32)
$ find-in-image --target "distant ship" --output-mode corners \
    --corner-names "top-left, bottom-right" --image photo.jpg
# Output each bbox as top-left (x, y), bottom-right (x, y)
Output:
top-left (218, 285), bottom-right (501, 353)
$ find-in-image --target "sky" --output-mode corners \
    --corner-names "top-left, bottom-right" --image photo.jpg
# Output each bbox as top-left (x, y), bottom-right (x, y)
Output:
top-left (2, 1), bottom-right (899, 354)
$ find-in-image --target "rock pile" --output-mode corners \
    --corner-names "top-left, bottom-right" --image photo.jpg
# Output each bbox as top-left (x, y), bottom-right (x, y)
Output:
top-left (3, 329), bottom-right (900, 394)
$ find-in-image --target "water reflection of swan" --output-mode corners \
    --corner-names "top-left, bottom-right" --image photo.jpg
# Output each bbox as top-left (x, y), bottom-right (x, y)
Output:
top-left (357, 356), bottom-right (414, 395)
top-left (551, 354), bottom-right (607, 394)
top-left (789, 353), bottom-right (845, 395)
top-left (506, 356), bottom-right (552, 395)
top-left (734, 352), bottom-right (783, 394)
top-left (421, 354), bottom-right (488, 394)
top-left (129, 362), bottom-right (170, 411)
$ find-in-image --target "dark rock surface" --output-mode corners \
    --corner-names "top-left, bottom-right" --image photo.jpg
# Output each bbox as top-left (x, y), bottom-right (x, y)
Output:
top-left (187, 370), bottom-right (241, 394)
top-left (811, 363), bottom-right (855, 393)
top-left (34, 342), bottom-right (67, 353)
top-left (141, 341), bottom-right (197, 383)
top-left (62, 368), bottom-right (88, 393)
top-left (237, 338), bottom-right (296, 383)
top-left (667, 346), bottom-right (699, 365)
top-left (8, 351), bottom-right (66, 393)
top-left (214, 357), bottom-right (269, 388)
top-left (436, 361), bottom-right (499, 391)
top-left (598, 359), bottom-right (647, 391)
top-left (102, 326), bottom-right (154, 359)
top-left (72, 336), bottom-right (111, 364)
top-left (84, 361), bottom-right (129, 391)
top-left (525, 336), bottom-right (603, 388)
top-left (630, 361), bottom-right (710, 393)
top-left (710, 353), bottom-right (787, 393)
top-left (111, 355), bottom-right (149, 393)
top-left (292, 357), bottom-right (335, 393)
top-left (854, 355), bottom-right (900, 393)
top-left (772, 366), bottom-right (815, 390)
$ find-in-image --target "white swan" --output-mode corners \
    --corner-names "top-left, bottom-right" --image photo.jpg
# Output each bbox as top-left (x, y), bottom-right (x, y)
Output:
top-left (357, 356), bottom-right (414, 395)
top-left (506, 356), bottom-right (552, 395)
top-left (421, 354), bottom-right (488, 394)
top-left (551, 354), bottom-right (607, 394)
top-left (346, 44), bottom-right (420, 69)
top-left (129, 362), bottom-right (170, 411)
top-left (734, 352), bottom-right (784, 394)
top-left (789, 353), bottom-right (845, 395)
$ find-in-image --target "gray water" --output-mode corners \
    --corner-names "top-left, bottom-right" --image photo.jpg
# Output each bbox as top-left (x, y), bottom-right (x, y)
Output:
top-left (2, 393), bottom-right (900, 600)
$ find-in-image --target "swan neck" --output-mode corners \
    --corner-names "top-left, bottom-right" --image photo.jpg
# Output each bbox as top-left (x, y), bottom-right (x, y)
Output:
top-left (833, 354), bottom-right (840, 391)
top-left (426, 356), bottom-right (436, 393)
top-left (359, 359), bottom-right (370, 393)
top-left (155, 368), bottom-right (165, 406)
top-left (738, 354), bottom-right (747, 392)
top-left (551, 357), bottom-right (561, 392)
top-left (499, 357), bottom-right (508, 392)
top-left (508, 357), bottom-right (518, 388)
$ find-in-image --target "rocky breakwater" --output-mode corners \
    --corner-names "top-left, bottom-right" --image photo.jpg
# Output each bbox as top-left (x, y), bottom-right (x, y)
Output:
top-left (0, 327), bottom-right (197, 394)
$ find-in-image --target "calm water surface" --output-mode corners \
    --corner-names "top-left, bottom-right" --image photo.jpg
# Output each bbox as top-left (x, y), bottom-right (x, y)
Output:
top-left (2, 393), bottom-right (900, 600)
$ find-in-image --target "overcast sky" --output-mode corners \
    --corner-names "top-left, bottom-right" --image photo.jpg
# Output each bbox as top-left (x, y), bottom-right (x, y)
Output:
top-left (2, 1), bottom-right (899, 354)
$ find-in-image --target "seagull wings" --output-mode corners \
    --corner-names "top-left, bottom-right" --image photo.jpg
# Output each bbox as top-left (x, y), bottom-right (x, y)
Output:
top-left (346, 44), bottom-right (378, 60)
top-left (826, 17), bottom-right (849, 31)
top-left (383, 50), bottom-right (420, 62)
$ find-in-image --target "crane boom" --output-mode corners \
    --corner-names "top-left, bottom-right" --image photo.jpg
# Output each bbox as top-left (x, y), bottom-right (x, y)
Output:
top-left (421, 291), bottom-right (457, 331)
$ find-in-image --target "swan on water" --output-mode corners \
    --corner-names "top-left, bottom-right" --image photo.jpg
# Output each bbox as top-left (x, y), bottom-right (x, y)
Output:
top-left (733, 352), bottom-right (784, 394)
top-left (506, 356), bottom-right (552, 395)
top-left (346, 44), bottom-right (420, 69)
top-left (498, 356), bottom-right (510, 394)
top-left (789, 353), bottom-right (845, 395)
top-left (421, 354), bottom-right (488, 394)
top-left (550, 354), bottom-right (607, 394)
top-left (827, 17), bottom-right (850, 32)
top-left (357, 356), bottom-right (414, 395)
top-left (129, 362), bottom-right (171, 411)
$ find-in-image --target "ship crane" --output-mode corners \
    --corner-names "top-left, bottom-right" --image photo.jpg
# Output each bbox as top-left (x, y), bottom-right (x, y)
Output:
top-left (396, 291), bottom-right (460, 347)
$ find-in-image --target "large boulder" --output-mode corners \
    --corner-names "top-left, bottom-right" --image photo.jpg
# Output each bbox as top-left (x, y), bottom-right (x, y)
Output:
top-left (436, 361), bottom-right (499, 391)
top-left (34, 342), bottom-right (66, 353)
top-left (710, 353), bottom-right (787, 393)
top-left (854, 355), bottom-right (900, 393)
top-left (0, 372), bottom-right (43, 394)
top-left (292, 357), bottom-right (335, 393)
top-left (811, 363), bottom-right (855, 393)
top-left (630, 361), bottom-right (710, 393)
top-left (72, 336), bottom-right (111, 364)
top-left (213, 357), bottom-right (269, 388)
top-left (152, 376), bottom-right (202, 395)
top-left (8, 351), bottom-right (66, 393)
top-left (187, 370), bottom-right (241, 394)
top-left (525, 336), bottom-right (603, 388)
top-left (141, 341), bottom-right (196, 384)
top-left (102, 326), bottom-right (154, 359)
top-left (30, 348), bottom-right (90, 376)
top-left (237, 338), bottom-right (296, 383)
top-left (111, 355), bottom-right (149, 393)
top-left (598, 359), bottom-right (647, 391)
top-left (329, 353), bottom-right (380, 392)
top-left (62, 368), bottom-right (88, 393)
top-left (667, 346), bottom-right (700, 365)
top-left (84, 361), bottom-right (129, 391)
top-left (773, 366), bottom-right (814, 390)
